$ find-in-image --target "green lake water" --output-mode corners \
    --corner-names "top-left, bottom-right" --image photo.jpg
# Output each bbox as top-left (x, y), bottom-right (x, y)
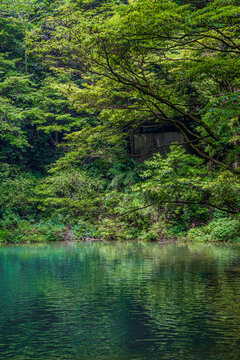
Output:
top-left (0, 242), bottom-right (240, 360)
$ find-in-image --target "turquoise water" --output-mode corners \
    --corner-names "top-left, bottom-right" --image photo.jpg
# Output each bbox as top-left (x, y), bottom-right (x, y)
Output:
top-left (0, 242), bottom-right (240, 360)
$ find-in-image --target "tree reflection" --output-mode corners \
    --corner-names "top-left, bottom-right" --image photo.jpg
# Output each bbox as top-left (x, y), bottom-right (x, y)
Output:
top-left (0, 243), bottom-right (239, 359)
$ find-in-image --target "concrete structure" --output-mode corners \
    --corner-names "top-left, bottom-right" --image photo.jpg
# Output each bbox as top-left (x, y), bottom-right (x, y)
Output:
top-left (130, 124), bottom-right (186, 159)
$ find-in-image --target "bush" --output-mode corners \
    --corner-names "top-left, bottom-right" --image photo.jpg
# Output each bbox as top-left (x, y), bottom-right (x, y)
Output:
top-left (0, 164), bottom-right (38, 218)
top-left (0, 217), bottom-right (67, 244)
top-left (187, 217), bottom-right (240, 243)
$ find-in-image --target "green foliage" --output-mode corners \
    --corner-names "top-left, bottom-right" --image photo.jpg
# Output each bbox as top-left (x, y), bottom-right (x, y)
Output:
top-left (134, 147), bottom-right (210, 229)
top-left (187, 217), bottom-right (240, 243)
top-left (0, 163), bottom-right (38, 217)
top-left (34, 0), bottom-right (240, 172)
top-left (202, 171), bottom-right (240, 213)
top-left (0, 217), bottom-right (67, 244)
top-left (35, 168), bottom-right (105, 219)
top-left (0, 0), bottom-right (239, 243)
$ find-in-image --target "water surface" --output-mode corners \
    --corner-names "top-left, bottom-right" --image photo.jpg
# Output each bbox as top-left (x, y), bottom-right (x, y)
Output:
top-left (0, 242), bottom-right (240, 360)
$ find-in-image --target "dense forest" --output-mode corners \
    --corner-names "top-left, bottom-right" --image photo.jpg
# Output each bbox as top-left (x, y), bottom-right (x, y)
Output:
top-left (0, 0), bottom-right (239, 243)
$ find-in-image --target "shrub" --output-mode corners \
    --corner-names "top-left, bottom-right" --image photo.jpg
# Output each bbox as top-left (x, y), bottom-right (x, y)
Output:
top-left (187, 218), bottom-right (240, 243)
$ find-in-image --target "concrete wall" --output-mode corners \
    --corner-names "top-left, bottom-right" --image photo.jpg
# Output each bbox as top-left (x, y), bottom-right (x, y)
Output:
top-left (131, 131), bottom-right (185, 159)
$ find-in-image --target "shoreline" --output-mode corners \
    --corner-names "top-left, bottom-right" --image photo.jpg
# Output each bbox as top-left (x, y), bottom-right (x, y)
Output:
top-left (1, 238), bottom-right (240, 247)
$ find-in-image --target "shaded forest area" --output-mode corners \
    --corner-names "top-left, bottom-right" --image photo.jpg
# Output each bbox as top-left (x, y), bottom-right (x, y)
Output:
top-left (0, 0), bottom-right (239, 243)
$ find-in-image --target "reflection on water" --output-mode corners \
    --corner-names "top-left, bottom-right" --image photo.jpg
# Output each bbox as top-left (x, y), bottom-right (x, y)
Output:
top-left (0, 242), bottom-right (240, 360)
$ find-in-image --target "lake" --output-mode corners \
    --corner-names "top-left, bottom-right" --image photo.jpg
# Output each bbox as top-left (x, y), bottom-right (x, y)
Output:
top-left (0, 242), bottom-right (240, 360)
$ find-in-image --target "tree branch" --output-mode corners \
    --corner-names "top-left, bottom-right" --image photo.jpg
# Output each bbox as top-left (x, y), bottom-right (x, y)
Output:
top-left (118, 200), bottom-right (239, 217)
